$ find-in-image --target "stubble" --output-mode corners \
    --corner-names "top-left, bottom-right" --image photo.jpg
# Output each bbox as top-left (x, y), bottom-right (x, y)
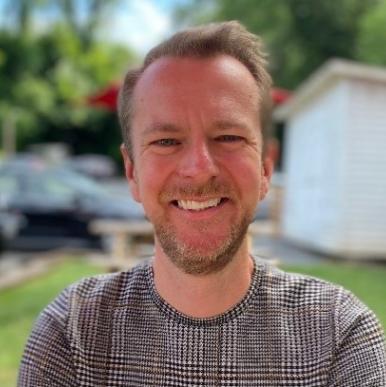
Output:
top-left (154, 180), bottom-right (254, 275)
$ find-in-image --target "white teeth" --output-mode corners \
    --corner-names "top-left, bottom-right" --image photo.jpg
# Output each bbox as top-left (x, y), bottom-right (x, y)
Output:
top-left (177, 198), bottom-right (222, 211)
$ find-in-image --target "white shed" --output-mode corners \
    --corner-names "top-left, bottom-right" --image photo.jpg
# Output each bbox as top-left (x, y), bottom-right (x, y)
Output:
top-left (275, 59), bottom-right (386, 259)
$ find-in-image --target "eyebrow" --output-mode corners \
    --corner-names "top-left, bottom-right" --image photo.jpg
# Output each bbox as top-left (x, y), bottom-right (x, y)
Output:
top-left (143, 123), bottom-right (182, 136)
top-left (142, 119), bottom-right (251, 136)
top-left (212, 120), bottom-right (250, 132)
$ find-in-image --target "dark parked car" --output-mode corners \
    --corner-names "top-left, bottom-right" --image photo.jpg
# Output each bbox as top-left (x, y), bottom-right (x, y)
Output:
top-left (0, 159), bottom-right (145, 251)
top-left (64, 154), bottom-right (117, 180)
top-left (0, 209), bottom-right (23, 252)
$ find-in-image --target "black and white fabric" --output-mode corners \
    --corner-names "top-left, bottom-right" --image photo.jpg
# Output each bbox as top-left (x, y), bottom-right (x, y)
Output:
top-left (18, 257), bottom-right (386, 386)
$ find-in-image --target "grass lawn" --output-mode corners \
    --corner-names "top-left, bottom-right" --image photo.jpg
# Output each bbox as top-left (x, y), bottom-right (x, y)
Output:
top-left (0, 258), bottom-right (385, 386)
top-left (0, 258), bottom-right (103, 387)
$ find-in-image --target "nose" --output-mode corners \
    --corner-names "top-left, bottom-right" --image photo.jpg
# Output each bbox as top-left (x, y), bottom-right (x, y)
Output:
top-left (178, 140), bottom-right (219, 182)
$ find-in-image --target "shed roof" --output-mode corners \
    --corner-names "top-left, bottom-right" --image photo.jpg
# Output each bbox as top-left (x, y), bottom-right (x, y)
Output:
top-left (274, 58), bottom-right (386, 120)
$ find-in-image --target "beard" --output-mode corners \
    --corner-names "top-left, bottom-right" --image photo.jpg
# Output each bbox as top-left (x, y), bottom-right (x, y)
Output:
top-left (153, 180), bottom-right (255, 275)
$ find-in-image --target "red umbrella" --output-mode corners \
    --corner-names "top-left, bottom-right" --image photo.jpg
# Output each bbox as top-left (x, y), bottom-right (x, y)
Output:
top-left (271, 87), bottom-right (292, 104)
top-left (87, 83), bottom-right (120, 111)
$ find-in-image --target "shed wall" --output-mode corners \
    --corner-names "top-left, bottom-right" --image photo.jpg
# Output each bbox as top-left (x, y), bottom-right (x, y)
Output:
top-left (339, 79), bottom-right (386, 256)
top-left (282, 81), bottom-right (348, 252)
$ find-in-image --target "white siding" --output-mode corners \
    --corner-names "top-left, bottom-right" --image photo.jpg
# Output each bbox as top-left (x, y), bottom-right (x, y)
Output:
top-left (278, 59), bottom-right (386, 258)
top-left (282, 81), bottom-right (348, 252)
top-left (339, 79), bottom-right (386, 256)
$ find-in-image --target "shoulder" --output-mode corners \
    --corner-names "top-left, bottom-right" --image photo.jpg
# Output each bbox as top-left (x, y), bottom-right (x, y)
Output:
top-left (43, 259), bottom-right (152, 324)
top-left (67, 259), bottom-right (151, 306)
top-left (254, 258), bottom-right (385, 347)
top-left (254, 258), bottom-right (381, 327)
top-left (255, 258), bottom-right (344, 309)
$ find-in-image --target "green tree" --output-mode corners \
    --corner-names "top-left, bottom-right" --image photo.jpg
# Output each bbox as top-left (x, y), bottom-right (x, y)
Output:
top-left (58, 0), bottom-right (122, 49)
top-left (3, 0), bottom-right (48, 35)
top-left (3, 0), bottom-right (121, 41)
top-left (174, 0), bottom-right (380, 88)
top-left (0, 1), bottom-right (137, 161)
top-left (357, 0), bottom-right (386, 65)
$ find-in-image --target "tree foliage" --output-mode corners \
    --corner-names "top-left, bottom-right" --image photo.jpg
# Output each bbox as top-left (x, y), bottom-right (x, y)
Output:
top-left (0, 0), bottom-right (136, 160)
top-left (357, 0), bottom-right (386, 65)
top-left (174, 0), bottom-right (384, 88)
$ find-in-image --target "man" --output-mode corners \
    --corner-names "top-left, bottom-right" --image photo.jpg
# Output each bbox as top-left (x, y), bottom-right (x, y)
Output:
top-left (19, 21), bottom-right (385, 386)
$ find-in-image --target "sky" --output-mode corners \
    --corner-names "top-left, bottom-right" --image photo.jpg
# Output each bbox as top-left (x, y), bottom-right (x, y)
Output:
top-left (0, 0), bottom-right (185, 55)
top-left (97, 0), bottom-right (179, 54)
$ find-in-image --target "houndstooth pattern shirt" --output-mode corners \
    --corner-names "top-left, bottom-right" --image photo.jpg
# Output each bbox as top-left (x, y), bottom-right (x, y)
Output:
top-left (19, 257), bottom-right (386, 386)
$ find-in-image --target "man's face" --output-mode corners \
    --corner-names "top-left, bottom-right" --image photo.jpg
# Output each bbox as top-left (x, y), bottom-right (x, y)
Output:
top-left (122, 55), bottom-right (273, 275)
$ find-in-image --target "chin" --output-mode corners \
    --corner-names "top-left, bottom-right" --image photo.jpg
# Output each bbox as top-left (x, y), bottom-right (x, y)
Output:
top-left (157, 226), bottom-right (248, 276)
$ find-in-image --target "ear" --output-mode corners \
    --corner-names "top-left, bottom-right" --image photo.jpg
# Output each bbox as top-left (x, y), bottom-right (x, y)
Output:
top-left (259, 139), bottom-right (277, 201)
top-left (120, 144), bottom-right (141, 203)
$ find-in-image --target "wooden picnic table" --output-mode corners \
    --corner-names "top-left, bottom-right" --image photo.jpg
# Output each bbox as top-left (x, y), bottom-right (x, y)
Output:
top-left (90, 220), bottom-right (154, 270)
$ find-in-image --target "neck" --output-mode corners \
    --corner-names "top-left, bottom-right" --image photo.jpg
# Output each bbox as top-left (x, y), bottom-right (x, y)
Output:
top-left (152, 240), bottom-right (254, 318)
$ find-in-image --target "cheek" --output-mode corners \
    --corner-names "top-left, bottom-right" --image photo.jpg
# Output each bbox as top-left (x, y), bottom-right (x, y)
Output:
top-left (243, 172), bottom-right (262, 201)
top-left (229, 156), bottom-right (263, 189)
top-left (224, 165), bottom-right (261, 210)
top-left (136, 158), bottom-right (171, 202)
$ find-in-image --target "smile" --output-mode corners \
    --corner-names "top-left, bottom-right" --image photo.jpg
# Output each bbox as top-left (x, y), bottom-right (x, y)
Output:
top-left (174, 198), bottom-right (227, 211)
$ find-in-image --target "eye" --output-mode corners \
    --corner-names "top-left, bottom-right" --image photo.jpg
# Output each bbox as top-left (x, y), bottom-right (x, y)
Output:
top-left (152, 138), bottom-right (180, 147)
top-left (215, 135), bottom-right (244, 143)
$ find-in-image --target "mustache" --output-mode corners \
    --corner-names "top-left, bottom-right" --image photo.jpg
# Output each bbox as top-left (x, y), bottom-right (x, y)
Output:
top-left (160, 180), bottom-right (234, 201)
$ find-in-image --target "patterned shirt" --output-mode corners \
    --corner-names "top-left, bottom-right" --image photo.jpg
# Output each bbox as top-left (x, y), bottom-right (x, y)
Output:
top-left (19, 258), bottom-right (386, 386)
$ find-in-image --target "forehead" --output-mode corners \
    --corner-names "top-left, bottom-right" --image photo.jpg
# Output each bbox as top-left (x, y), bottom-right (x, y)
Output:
top-left (138, 54), bottom-right (256, 85)
top-left (132, 55), bottom-right (260, 111)
top-left (128, 56), bottom-right (263, 148)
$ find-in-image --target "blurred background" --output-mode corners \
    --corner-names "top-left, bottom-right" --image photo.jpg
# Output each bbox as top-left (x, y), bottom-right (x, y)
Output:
top-left (1, 1), bottom-right (386, 385)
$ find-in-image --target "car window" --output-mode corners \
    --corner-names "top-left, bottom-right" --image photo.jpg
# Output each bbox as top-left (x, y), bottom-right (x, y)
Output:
top-left (0, 175), bottom-right (18, 195)
top-left (0, 165), bottom-right (108, 204)
top-left (28, 173), bottom-right (77, 200)
top-left (53, 169), bottom-right (107, 196)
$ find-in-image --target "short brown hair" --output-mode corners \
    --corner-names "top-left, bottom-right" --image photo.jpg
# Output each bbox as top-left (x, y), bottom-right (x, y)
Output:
top-left (118, 21), bottom-right (272, 157)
